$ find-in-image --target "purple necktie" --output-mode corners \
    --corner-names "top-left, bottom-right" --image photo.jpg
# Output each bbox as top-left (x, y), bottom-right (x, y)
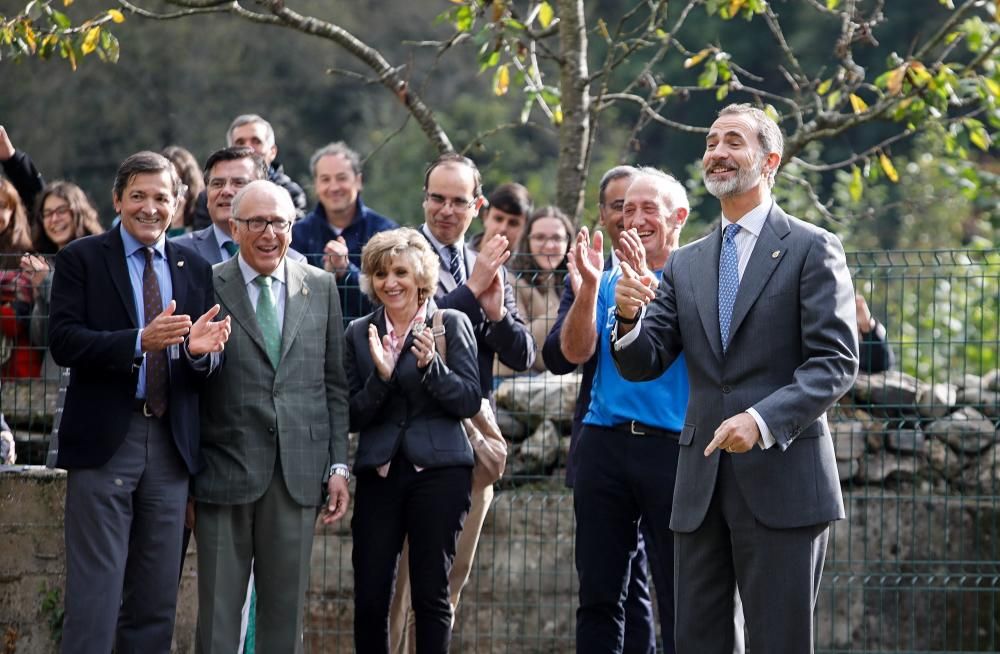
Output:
top-left (143, 247), bottom-right (168, 417)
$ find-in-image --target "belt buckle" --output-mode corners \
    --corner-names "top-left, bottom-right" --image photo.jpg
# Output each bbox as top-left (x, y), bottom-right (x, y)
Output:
top-left (142, 402), bottom-right (154, 418)
top-left (629, 421), bottom-right (646, 436)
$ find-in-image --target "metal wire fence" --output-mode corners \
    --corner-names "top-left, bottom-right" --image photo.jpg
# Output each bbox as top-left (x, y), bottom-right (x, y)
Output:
top-left (2, 248), bottom-right (997, 652)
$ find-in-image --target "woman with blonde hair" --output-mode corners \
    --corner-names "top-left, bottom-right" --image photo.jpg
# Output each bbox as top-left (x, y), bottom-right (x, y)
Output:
top-left (345, 227), bottom-right (480, 653)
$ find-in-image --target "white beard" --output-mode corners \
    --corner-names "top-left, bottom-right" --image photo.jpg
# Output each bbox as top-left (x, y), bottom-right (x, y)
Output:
top-left (704, 153), bottom-right (765, 199)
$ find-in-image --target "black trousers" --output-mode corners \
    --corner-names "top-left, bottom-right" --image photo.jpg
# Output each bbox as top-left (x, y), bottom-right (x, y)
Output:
top-left (352, 452), bottom-right (472, 654)
top-left (574, 423), bottom-right (680, 654)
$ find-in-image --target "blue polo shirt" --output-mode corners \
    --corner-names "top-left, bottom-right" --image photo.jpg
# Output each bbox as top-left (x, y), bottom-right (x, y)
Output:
top-left (584, 267), bottom-right (688, 431)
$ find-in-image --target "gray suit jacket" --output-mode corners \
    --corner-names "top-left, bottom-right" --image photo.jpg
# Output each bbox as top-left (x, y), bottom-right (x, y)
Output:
top-left (172, 225), bottom-right (306, 266)
top-left (613, 204), bottom-right (858, 532)
top-left (193, 256), bottom-right (349, 507)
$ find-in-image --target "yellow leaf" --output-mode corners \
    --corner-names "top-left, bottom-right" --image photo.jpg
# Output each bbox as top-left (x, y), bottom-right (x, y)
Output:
top-left (849, 166), bottom-right (863, 203)
top-left (107, 9), bottom-right (125, 23)
top-left (597, 18), bottom-right (610, 42)
top-left (849, 93), bottom-right (868, 114)
top-left (82, 25), bottom-right (100, 54)
top-left (729, 0), bottom-right (746, 15)
top-left (656, 84), bottom-right (674, 98)
top-left (552, 107), bottom-right (563, 125)
top-left (984, 78), bottom-right (1000, 97)
top-left (22, 22), bottom-right (36, 53)
top-left (537, 1), bottom-right (554, 29)
top-left (878, 152), bottom-right (899, 183)
top-left (684, 48), bottom-right (713, 69)
top-left (907, 62), bottom-right (932, 88)
top-left (63, 0), bottom-right (73, 5)
top-left (886, 65), bottom-right (906, 95)
top-left (817, 78), bottom-right (832, 95)
top-left (494, 64), bottom-right (510, 96)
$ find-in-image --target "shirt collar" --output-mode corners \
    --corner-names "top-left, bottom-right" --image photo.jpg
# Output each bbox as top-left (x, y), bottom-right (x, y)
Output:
top-left (212, 223), bottom-right (234, 248)
top-left (383, 300), bottom-right (430, 353)
top-left (120, 224), bottom-right (167, 259)
top-left (421, 223), bottom-right (466, 257)
top-left (720, 194), bottom-right (773, 238)
top-left (237, 255), bottom-right (287, 287)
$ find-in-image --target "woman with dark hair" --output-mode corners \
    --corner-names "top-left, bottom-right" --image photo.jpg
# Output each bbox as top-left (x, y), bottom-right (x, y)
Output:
top-left (20, 181), bottom-right (103, 380)
top-left (0, 177), bottom-right (39, 378)
top-left (162, 145), bottom-right (203, 237)
top-left (346, 227), bottom-right (480, 654)
top-left (505, 205), bottom-right (573, 373)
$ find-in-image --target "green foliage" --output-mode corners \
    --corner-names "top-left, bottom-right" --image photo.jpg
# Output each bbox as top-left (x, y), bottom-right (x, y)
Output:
top-left (38, 583), bottom-right (63, 645)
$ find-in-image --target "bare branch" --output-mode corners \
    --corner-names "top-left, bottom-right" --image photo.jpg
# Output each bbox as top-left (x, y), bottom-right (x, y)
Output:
top-left (599, 93), bottom-right (708, 134)
top-left (762, 3), bottom-right (807, 85)
top-left (790, 129), bottom-right (915, 173)
top-left (778, 171), bottom-right (845, 226)
top-left (459, 121), bottom-right (545, 156)
top-left (914, 0), bottom-right (981, 60)
top-left (118, 0), bottom-right (237, 20)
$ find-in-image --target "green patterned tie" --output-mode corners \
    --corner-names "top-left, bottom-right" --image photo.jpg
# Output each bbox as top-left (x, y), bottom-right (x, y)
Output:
top-left (254, 275), bottom-right (281, 367)
top-left (222, 240), bottom-right (239, 258)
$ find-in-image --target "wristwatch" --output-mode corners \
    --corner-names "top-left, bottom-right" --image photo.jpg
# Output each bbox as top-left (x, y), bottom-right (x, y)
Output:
top-left (330, 464), bottom-right (351, 483)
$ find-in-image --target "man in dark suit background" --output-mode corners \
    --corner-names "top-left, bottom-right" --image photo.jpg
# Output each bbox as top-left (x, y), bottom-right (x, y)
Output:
top-left (49, 151), bottom-right (230, 653)
top-left (173, 147), bottom-right (306, 266)
top-left (612, 103), bottom-right (859, 653)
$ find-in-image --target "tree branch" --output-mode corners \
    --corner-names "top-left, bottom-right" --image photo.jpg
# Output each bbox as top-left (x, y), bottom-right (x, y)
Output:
top-left (790, 128), bottom-right (915, 173)
top-left (599, 93), bottom-right (708, 134)
top-left (118, 0), bottom-right (238, 20)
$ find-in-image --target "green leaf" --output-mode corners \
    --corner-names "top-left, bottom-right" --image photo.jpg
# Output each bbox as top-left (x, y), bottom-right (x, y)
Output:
top-left (849, 166), bottom-right (863, 203)
top-left (817, 78), bottom-right (832, 95)
top-left (50, 9), bottom-right (71, 29)
top-left (454, 6), bottom-right (473, 32)
top-left (656, 84), bottom-right (674, 98)
top-left (478, 50), bottom-right (499, 72)
top-left (827, 89), bottom-right (841, 110)
top-left (826, 0), bottom-right (841, 9)
top-left (698, 61), bottom-right (718, 88)
top-left (101, 30), bottom-right (119, 63)
top-left (763, 104), bottom-right (780, 123)
top-left (716, 84), bottom-right (729, 101)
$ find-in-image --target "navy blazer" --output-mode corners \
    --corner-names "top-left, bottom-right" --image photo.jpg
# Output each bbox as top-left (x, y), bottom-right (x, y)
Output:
top-left (49, 225), bottom-right (216, 473)
top-left (345, 305), bottom-right (480, 471)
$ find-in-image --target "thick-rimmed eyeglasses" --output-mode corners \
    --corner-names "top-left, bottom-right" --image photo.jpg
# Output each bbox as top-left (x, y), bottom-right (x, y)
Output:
top-left (233, 217), bottom-right (292, 233)
top-left (425, 193), bottom-right (475, 213)
top-left (529, 234), bottom-right (569, 245)
top-left (42, 205), bottom-right (72, 221)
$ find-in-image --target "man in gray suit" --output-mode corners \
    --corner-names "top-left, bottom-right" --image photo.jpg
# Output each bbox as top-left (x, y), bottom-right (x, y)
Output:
top-left (193, 180), bottom-right (350, 653)
top-left (612, 103), bottom-right (859, 652)
top-left (173, 147), bottom-right (306, 265)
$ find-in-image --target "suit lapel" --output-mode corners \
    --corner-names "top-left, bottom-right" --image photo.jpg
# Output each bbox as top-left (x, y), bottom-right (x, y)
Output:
top-left (215, 257), bottom-right (270, 360)
top-left (691, 229), bottom-right (724, 362)
top-left (727, 205), bottom-right (791, 345)
top-left (278, 260), bottom-right (310, 367)
top-left (421, 224), bottom-right (460, 294)
top-left (103, 226), bottom-right (139, 328)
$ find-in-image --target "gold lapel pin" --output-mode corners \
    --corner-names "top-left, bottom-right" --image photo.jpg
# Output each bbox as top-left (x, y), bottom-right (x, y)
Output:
top-left (177, 260), bottom-right (185, 267)
top-left (771, 250), bottom-right (780, 259)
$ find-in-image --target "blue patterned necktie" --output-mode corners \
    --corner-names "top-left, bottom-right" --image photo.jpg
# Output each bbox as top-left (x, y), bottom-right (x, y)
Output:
top-left (445, 244), bottom-right (465, 285)
top-left (254, 275), bottom-right (282, 367)
top-left (718, 223), bottom-right (742, 353)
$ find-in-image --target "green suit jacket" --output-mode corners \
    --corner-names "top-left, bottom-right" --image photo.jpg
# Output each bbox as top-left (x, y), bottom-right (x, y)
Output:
top-left (193, 256), bottom-right (349, 507)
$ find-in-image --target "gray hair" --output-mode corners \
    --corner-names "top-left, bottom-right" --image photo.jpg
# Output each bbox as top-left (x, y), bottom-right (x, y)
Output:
top-left (231, 180), bottom-right (295, 221)
top-left (309, 142), bottom-right (362, 178)
top-left (632, 166), bottom-right (690, 214)
top-left (226, 114), bottom-right (275, 147)
top-left (718, 103), bottom-right (784, 187)
top-left (598, 165), bottom-right (639, 205)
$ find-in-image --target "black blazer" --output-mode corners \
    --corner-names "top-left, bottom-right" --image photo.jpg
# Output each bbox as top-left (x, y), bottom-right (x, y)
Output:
top-left (345, 305), bottom-right (480, 471)
top-left (49, 225), bottom-right (216, 473)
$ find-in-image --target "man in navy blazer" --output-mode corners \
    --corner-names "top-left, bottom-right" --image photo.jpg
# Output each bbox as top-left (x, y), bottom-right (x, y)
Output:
top-left (613, 104), bottom-right (858, 653)
top-left (173, 146), bottom-right (306, 266)
top-left (50, 151), bottom-right (230, 653)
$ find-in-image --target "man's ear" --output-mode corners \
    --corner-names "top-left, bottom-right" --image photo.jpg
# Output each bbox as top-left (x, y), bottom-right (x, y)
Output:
top-left (475, 196), bottom-right (487, 211)
top-left (675, 207), bottom-right (689, 225)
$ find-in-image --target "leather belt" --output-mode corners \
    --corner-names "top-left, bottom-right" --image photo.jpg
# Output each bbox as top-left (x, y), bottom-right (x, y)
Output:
top-left (614, 421), bottom-right (680, 439)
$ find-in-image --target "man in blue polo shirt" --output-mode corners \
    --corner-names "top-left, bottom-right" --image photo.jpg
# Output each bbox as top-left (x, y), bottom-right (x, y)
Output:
top-left (560, 168), bottom-right (689, 654)
top-left (291, 141), bottom-right (398, 322)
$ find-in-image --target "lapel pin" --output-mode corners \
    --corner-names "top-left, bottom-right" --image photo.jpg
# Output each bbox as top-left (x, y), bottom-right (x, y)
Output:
top-left (302, 286), bottom-right (309, 296)
top-left (177, 260), bottom-right (185, 267)
top-left (771, 250), bottom-right (780, 259)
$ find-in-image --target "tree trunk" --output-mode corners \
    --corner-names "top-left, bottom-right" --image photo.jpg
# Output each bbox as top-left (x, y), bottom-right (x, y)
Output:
top-left (555, 0), bottom-right (590, 222)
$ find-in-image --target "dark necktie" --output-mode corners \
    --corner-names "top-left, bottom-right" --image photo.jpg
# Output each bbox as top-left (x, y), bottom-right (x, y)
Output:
top-left (718, 223), bottom-right (742, 353)
top-left (254, 275), bottom-right (282, 367)
top-left (445, 244), bottom-right (465, 285)
top-left (142, 247), bottom-right (168, 417)
top-left (222, 240), bottom-right (239, 258)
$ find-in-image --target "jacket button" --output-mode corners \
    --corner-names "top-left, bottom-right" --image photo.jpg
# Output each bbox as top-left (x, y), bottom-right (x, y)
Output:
top-left (398, 420), bottom-right (406, 427)
top-left (268, 427), bottom-right (275, 434)
top-left (722, 385), bottom-right (731, 394)
top-left (273, 390), bottom-right (279, 397)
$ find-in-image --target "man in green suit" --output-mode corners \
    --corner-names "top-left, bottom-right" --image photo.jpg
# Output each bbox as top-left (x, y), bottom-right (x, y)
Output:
top-left (193, 180), bottom-right (351, 653)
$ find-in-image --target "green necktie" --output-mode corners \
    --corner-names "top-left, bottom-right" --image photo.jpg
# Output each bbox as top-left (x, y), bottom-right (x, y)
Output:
top-left (254, 275), bottom-right (281, 367)
top-left (222, 241), bottom-right (239, 258)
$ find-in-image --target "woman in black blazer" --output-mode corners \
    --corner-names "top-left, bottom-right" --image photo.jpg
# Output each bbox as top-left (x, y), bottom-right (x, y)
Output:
top-left (346, 227), bottom-right (481, 654)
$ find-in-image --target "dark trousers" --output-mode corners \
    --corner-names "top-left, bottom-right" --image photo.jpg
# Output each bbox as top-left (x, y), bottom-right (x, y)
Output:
top-left (352, 453), bottom-right (472, 654)
top-left (574, 423), bottom-right (679, 654)
top-left (674, 451), bottom-right (829, 653)
top-left (622, 530), bottom-right (657, 654)
top-left (62, 412), bottom-right (188, 654)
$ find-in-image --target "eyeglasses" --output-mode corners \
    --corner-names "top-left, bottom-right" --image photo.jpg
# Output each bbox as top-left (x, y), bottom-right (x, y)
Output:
top-left (42, 205), bottom-right (72, 221)
top-left (425, 193), bottom-right (476, 214)
top-left (233, 217), bottom-right (292, 233)
top-left (529, 234), bottom-right (568, 245)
